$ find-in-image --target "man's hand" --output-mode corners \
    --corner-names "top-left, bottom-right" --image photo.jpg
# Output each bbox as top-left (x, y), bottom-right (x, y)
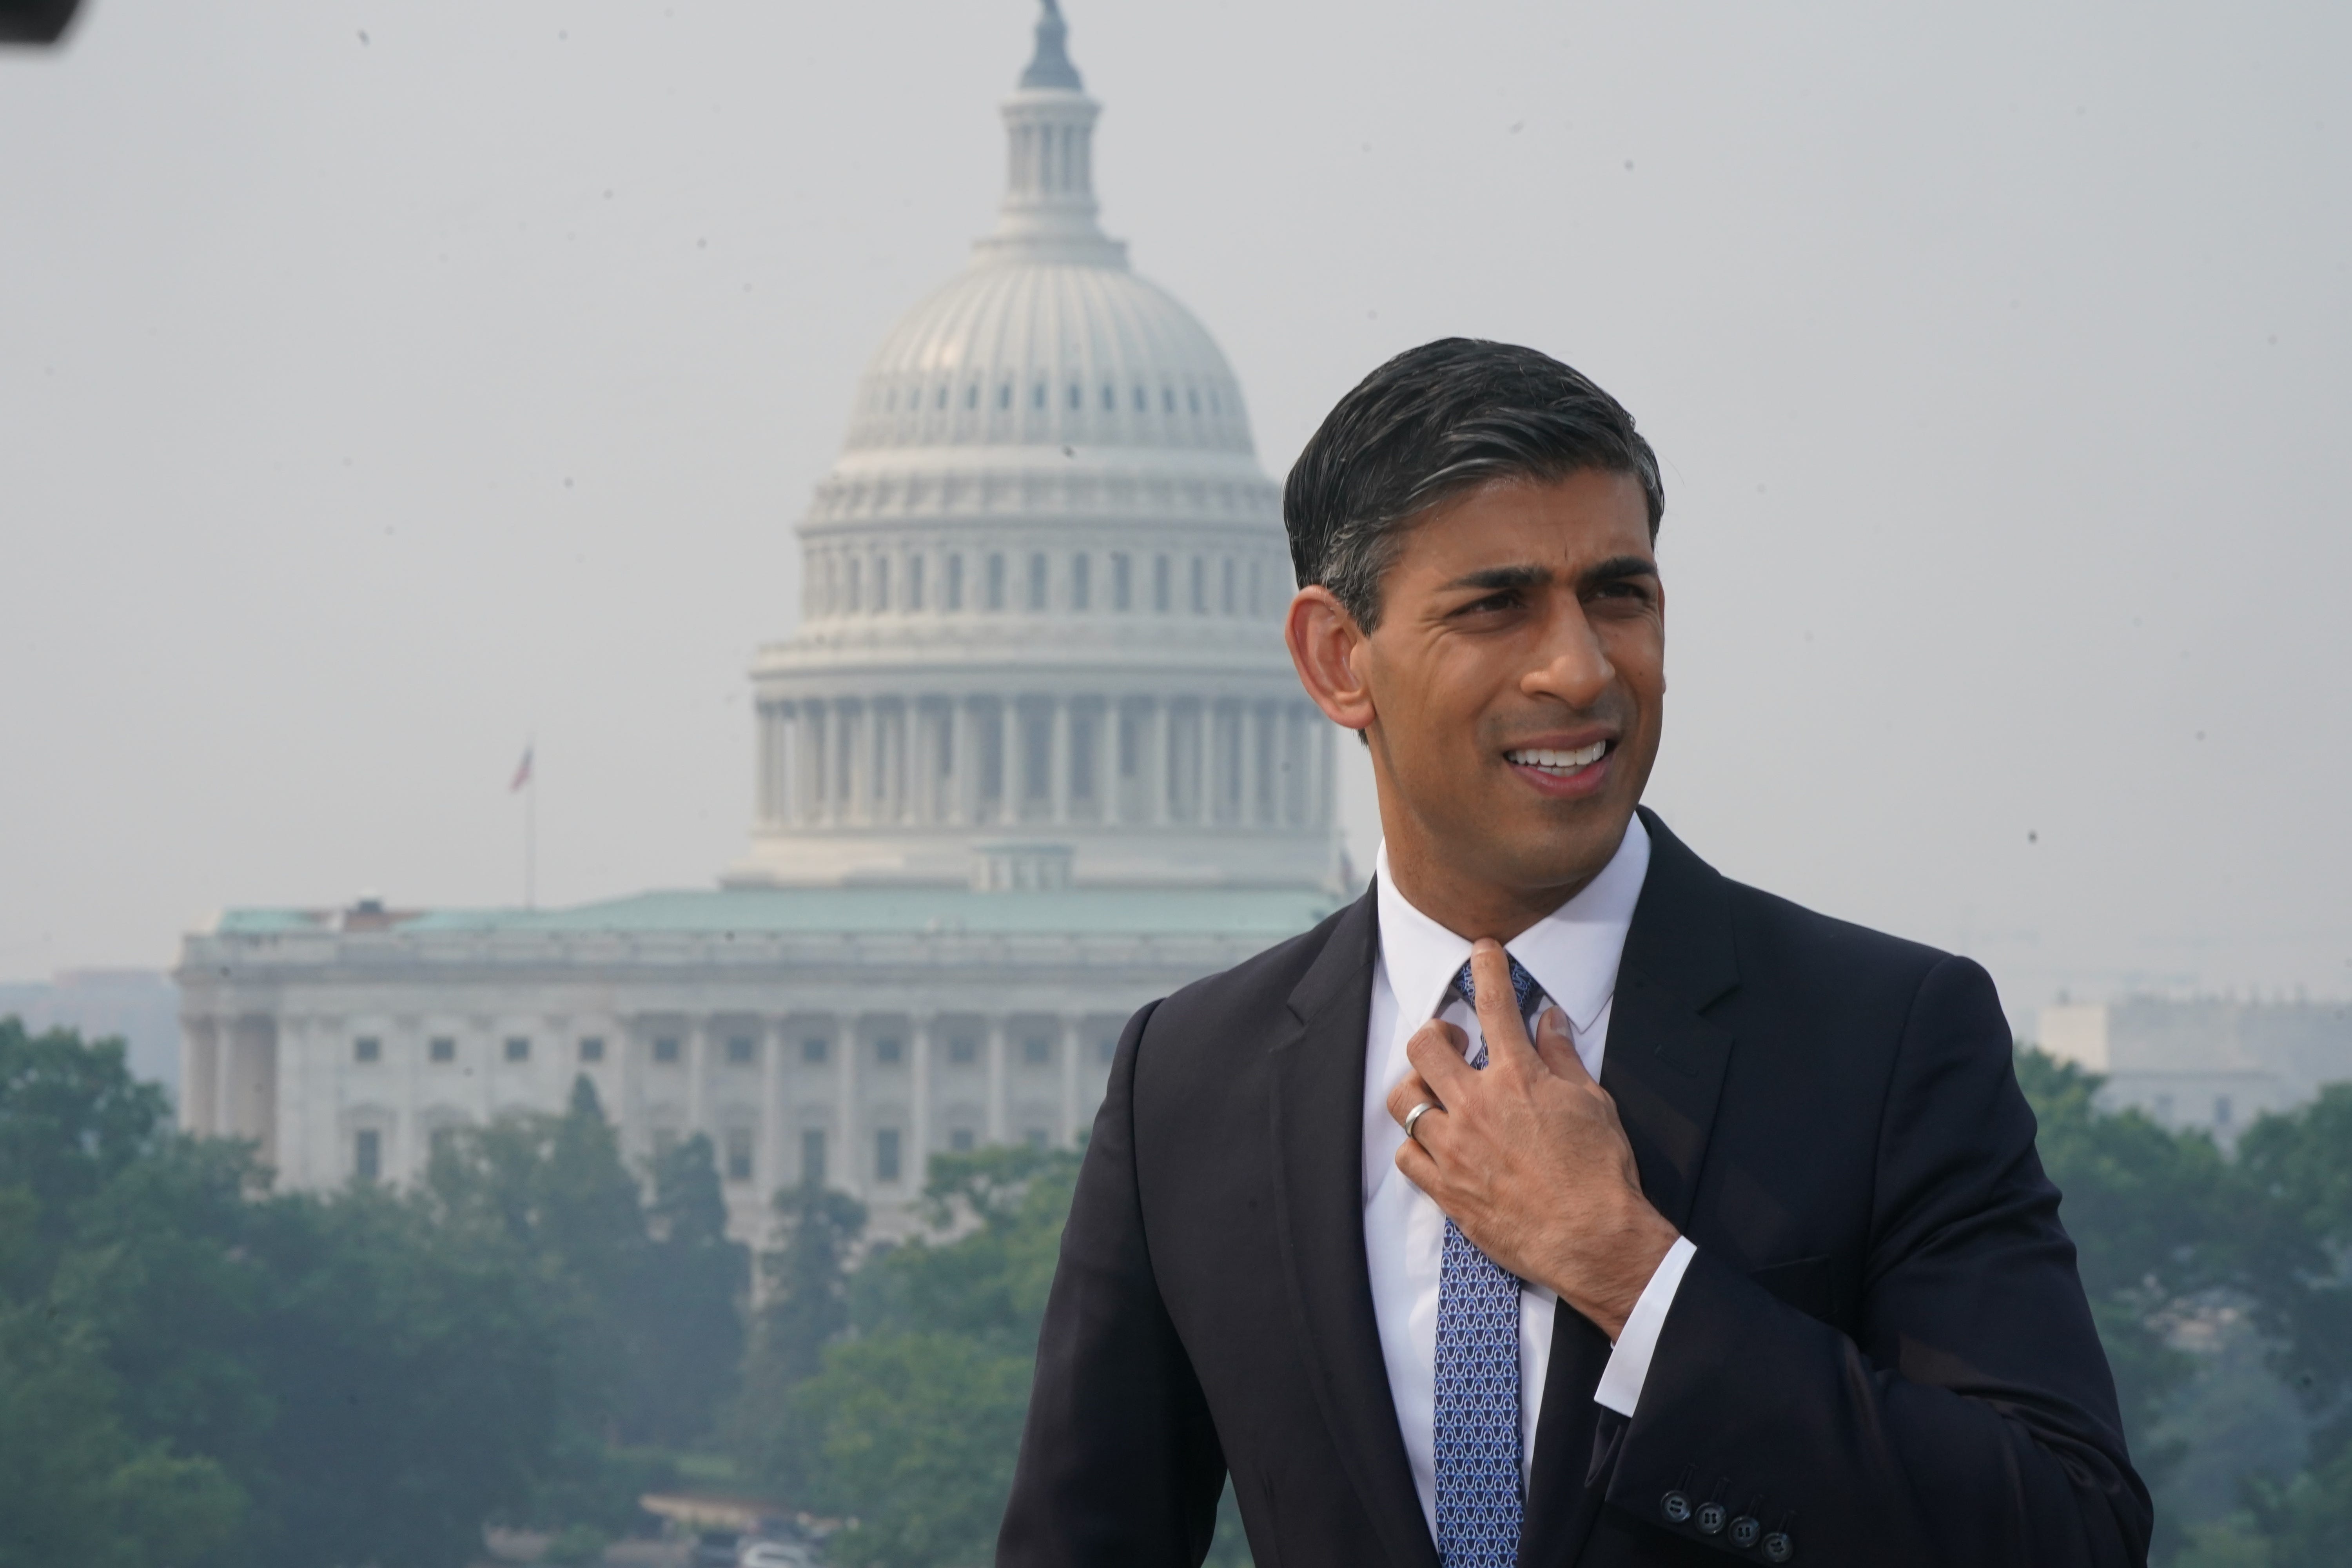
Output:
top-left (1387, 940), bottom-right (1680, 1342)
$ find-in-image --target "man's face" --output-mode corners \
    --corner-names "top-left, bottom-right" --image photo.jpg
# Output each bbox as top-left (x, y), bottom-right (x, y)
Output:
top-left (1358, 468), bottom-right (1664, 911)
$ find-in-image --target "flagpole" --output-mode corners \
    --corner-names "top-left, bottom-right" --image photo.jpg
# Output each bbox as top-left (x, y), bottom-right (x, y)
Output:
top-left (526, 744), bottom-right (538, 910)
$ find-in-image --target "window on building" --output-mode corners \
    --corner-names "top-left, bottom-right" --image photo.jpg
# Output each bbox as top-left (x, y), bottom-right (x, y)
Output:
top-left (1221, 557), bottom-right (1236, 614)
top-left (1024, 1035), bottom-right (1051, 1066)
top-left (1027, 551), bottom-right (1048, 610)
top-left (429, 1036), bottom-right (456, 1064)
top-left (1100, 383), bottom-right (1115, 411)
top-left (354, 1128), bottom-right (382, 1182)
top-left (800, 1129), bottom-right (827, 1185)
top-left (874, 555), bottom-right (890, 612)
top-left (724, 1127), bottom-right (755, 1183)
top-left (1188, 388), bottom-right (1201, 414)
top-left (1132, 385), bottom-right (1147, 411)
top-left (948, 1036), bottom-right (978, 1065)
top-left (909, 553), bottom-right (926, 610)
top-left (503, 1036), bottom-right (530, 1063)
top-left (1249, 559), bottom-right (1263, 615)
top-left (1112, 551), bottom-right (1131, 610)
top-left (653, 1036), bottom-right (682, 1064)
top-left (1067, 382), bottom-right (1082, 409)
top-left (2215, 1095), bottom-right (2234, 1127)
top-left (1033, 382), bottom-right (1046, 410)
top-left (1119, 710), bottom-right (1140, 778)
top-left (997, 382), bottom-right (1011, 409)
top-left (875, 1037), bottom-right (904, 1066)
top-left (578, 1036), bottom-right (604, 1063)
top-left (951, 1128), bottom-right (976, 1153)
top-left (875, 1127), bottom-right (902, 1183)
top-left (846, 555), bottom-right (862, 611)
top-left (946, 552), bottom-right (964, 610)
top-left (726, 1034), bottom-right (756, 1065)
top-left (801, 1036), bottom-right (829, 1065)
top-left (353, 1035), bottom-right (381, 1063)
top-left (986, 552), bottom-right (1006, 610)
top-left (1190, 556), bottom-right (1206, 613)
top-left (1153, 554), bottom-right (1171, 612)
top-left (1072, 552), bottom-right (1091, 610)
top-left (965, 383), bottom-right (978, 410)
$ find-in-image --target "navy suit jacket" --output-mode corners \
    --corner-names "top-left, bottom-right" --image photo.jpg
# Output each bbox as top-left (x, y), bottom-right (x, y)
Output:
top-left (998, 810), bottom-right (2151, 1566)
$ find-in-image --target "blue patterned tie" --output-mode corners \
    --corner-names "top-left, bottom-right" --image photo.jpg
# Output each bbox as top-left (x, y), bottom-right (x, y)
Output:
top-left (1433, 954), bottom-right (1538, 1568)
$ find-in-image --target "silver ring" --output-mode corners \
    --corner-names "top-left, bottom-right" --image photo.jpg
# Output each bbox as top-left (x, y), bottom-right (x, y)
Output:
top-left (1402, 1100), bottom-right (1438, 1145)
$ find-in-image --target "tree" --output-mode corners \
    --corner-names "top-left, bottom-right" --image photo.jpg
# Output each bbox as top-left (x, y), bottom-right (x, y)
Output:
top-left (620, 1132), bottom-right (750, 1446)
top-left (2229, 1085), bottom-right (2352, 1465)
top-left (2014, 1048), bottom-right (2232, 1490)
top-left (730, 1180), bottom-right (867, 1504)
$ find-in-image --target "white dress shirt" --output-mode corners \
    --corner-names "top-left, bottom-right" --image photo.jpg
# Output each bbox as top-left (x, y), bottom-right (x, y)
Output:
top-left (1361, 815), bottom-right (1700, 1537)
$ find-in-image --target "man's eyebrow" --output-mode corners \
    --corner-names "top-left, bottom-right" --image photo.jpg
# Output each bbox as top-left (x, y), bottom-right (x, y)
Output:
top-left (1436, 556), bottom-right (1658, 595)
top-left (1580, 555), bottom-right (1660, 590)
top-left (1438, 563), bottom-right (1552, 593)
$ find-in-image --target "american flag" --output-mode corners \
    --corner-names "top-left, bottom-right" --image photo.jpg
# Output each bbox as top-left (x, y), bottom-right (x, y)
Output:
top-left (509, 745), bottom-right (534, 793)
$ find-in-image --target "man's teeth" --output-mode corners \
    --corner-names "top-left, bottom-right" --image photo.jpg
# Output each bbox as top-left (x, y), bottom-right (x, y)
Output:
top-left (1506, 742), bottom-right (1609, 773)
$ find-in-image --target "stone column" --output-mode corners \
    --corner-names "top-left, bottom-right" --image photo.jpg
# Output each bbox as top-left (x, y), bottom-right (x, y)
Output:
top-left (910, 1016), bottom-right (934, 1188)
top-left (951, 699), bottom-right (975, 826)
top-left (184, 1020), bottom-right (218, 1135)
top-left (836, 1016), bottom-right (860, 1196)
top-left (1058, 1014), bottom-right (1082, 1146)
top-left (1240, 700), bottom-right (1261, 827)
top-left (688, 1016), bottom-right (711, 1139)
top-left (1195, 701), bottom-right (1214, 826)
top-left (985, 1017), bottom-right (1008, 1144)
top-left (1154, 699), bottom-right (1174, 825)
top-left (845, 701), bottom-right (867, 826)
top-left (1050, 697), bottom-right (1071, 824)
top-left (759, 1019), bottom-right (782, 1200)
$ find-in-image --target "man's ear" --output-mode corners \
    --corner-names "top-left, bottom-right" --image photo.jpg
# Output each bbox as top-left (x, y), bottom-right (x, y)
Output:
top-left (1285, 586), bottom-right (1376, 735)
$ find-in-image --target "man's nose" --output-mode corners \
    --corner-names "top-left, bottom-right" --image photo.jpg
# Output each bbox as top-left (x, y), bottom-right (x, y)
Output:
top-left (1523, 605), bottom-right (1614, 707)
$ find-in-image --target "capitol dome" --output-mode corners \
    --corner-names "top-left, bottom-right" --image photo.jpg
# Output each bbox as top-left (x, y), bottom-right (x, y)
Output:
top-left (733, 0), bottom-right (1341, 894)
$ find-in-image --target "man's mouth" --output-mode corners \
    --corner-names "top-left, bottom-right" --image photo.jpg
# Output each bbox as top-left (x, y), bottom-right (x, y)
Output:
top-left (1504, 740), bottom-right (1610, 777)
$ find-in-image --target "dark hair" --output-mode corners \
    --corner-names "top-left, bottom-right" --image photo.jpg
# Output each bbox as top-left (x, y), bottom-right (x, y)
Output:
top-left (1282, 338), bottom-right (1664, 631)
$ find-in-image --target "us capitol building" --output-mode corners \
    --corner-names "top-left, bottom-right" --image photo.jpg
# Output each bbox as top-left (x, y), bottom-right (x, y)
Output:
top-left (176, 2), bottom-right (1345, 1240)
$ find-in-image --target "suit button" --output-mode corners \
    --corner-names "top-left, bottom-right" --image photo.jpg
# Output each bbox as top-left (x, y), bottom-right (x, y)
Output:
top-left (1730, 1516), bottom-right (1762, 1549)
top-left (1763, 1532), bottom-right (1794, 1562)
top-left (1661, 1491), bottom-right (1692, 1524)
top-left (1695, 1502), bottom-right (1726, 1535)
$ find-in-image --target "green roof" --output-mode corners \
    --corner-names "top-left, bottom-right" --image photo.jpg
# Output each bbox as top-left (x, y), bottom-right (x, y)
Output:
top-left (216, 885), bottom-right (1343, 942)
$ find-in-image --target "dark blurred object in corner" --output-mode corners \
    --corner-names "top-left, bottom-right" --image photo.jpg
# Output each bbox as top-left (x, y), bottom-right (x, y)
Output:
top-left (0, 0), bottom-right (82, 45)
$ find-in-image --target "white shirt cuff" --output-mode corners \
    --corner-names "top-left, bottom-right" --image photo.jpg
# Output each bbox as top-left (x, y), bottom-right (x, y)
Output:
top-left (1592, 1235), bottom-right (1697, 1417)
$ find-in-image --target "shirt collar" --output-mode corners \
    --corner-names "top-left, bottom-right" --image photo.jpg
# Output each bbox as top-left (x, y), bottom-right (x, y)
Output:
top-left (1372, 813), bottom-right (1652, 1034)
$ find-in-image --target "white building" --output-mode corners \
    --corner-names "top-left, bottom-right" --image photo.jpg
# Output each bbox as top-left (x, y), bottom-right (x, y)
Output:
top-left (175, 2), bottom-right (1345, 1240)
top-left (2038, 996), bottom-right (2352, 1146)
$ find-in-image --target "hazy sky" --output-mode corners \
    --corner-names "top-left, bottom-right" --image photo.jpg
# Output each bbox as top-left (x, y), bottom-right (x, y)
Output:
top-left (3, 0), bottom-right (2346, 1031)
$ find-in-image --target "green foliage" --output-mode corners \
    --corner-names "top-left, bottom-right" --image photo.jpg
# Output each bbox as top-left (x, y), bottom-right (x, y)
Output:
top-left (0, 1025), bottom-right (749, 1566)
top-left (731, 1179), bottom-right (869, 1502)
top-left (2230, 1085), bottom-right (2352, 1463)
top-left (797, 1332), bottom-right (1033, 1568)
top-left (2015, 1048), bottom-right (2232, 1482)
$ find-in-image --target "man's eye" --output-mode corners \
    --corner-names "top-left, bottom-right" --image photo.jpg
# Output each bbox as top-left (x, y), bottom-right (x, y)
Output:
top-left (1461, 592), bottom-right (1518, 614)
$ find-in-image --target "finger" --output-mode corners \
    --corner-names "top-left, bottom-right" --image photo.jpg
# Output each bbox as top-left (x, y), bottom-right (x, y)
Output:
top-left (1386, 1069), bottom-right (1439, 1129)
top-left (1404, 1019), bottom-right (1476, 1096)
top-left (1469, 940), bottom-right (1537, 1070)
top-left (1532, 1006), bottom-right (1592, 1084)
top-left (1393, 1120), bottom-right (1445, 1194)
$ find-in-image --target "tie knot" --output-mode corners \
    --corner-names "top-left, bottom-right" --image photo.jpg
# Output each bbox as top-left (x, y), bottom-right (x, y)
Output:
top-left (1452, 953), bottom-right (1540, 1019)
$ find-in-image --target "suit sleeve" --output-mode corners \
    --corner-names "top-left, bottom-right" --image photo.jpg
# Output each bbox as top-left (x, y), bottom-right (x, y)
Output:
top-left (1601, 955), bottom-right (2153, 1566)
top-left (997, 999), bottom-right (1228, 1567)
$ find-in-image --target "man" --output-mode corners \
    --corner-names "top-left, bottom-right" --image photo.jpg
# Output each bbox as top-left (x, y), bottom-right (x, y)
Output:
top-left (998, 339), bottom-right (2150, 1566)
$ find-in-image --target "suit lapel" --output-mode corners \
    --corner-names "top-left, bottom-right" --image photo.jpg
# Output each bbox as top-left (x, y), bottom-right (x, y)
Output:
top-left (1519, 809), bottom-right (1739, 1567)
top-left (1268, 887), bottom-right (1440, 1568)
